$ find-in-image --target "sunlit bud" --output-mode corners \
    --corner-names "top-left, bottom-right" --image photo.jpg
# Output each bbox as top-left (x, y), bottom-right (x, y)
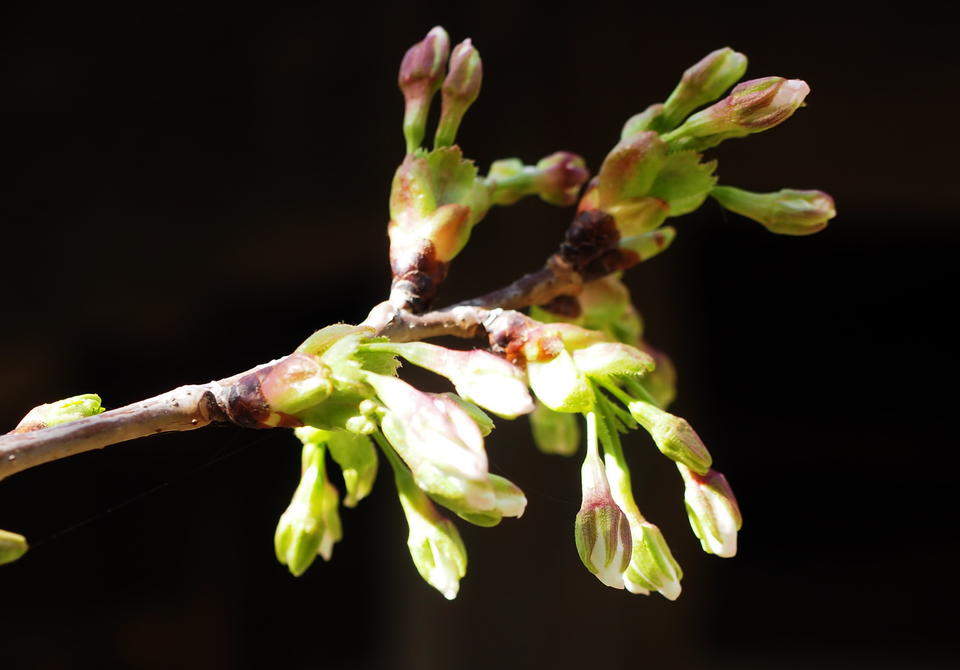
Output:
top-left (526, 347), bottom-right (594, 413)
top-left (260, 354), bottom-right (334, 416)
top-left (324, 431), bottom-right (378, 508)
top-left (663, 77), bottom-right (810, 151)
top-left (711, 185), bottom-right (836, 236)
top-left (399, 26), bottom-right (450, 153)
top-left (434, 472), bottom-right (527, 527)
top-left (572, 342), bottom-right (655, 380)
top-left (622, 521), bottom-right (684, 599)
top-left (534, 152), bottom-right (590, 206)
top-left (635, 341), bottom-right (677, 408)
top-left (621, 103), bottom-right (665, 140)
top-left (382, 443), bottom-right (468, 599)
top-left (678, 465), bottom-right (742, 557)
top-left (13, 393), bottom-right (104, 433)
top-left (486, 152), bottom-right (588, 207)
top-left (596, 132), bottom-right (669, 207)
top-left (363, 341), bottom-right (533, 419)
top-left (274, 442), bottom-right (342, 576)
top-left (628, 399), bottom-right (712, 474)
top-left (366, 373), bottom-right (494, 511)
top-left (440, 393), bottom-right (495, 436)
top-left (435, 39), bottom-right (483, 148)
top-left (0, 529), bottom-right (28, 566)
top-left (660, 48), bottom-right (748, 131)
top-left (619, 226), bottom-right (676, 262)
top-left (575, 415), bottom-right (631, 589)
top-left (529, 400), bottom-right (580, 456)
top-left (605, 197), bottom-right (669, 237)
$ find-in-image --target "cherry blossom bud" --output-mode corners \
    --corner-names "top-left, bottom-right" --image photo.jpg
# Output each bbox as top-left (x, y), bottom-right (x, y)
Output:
top-left (622, 522), bottom-right (683, 599)
top-left (294, 428), bottom-right (378, 508)
top-left (13, 393), bottom-right (104, 433)
top-left (596, 132), bottom-right (669, 208)
top-left (366, 373), bottom-right (495, 512)
top-left (663, 77), bottom-right (810, 151)
top-left (381, 441), bottom-right (468, 599)
top-left (274, 442), bottom-right (342, 576)
top-left (0, 529), bottom-right (28, 566)
top-left (678, 465), bottom-right (742, 557)
top-left (572, 342), bottom-right (655, 380)
top-left (363, 341), bottom-right (533, 419)
top-left (486, 152), bottom-right (588, 206)
top-left (435, 39), bottom-right (483, 148)
top-left (399, 26), bottom-right (450, 153)
top-left (431, 472), bottom-right (527, 527)
top-left (621, 103), bottom-right (665, 140)
top-left (660, 48), bottom-right (748, 130)
top-left (711, 185), bottom-right (836, 236)
top-left (575, 414), bottom-right (631, 589)
top-left (529, 400), bottom-right (580, 456)
top-left (628, 399), bottom-right (712, 474)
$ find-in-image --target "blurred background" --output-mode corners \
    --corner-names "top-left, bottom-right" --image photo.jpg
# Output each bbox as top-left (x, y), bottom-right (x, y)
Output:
top-left (2, 1), bottom-right (957, 668)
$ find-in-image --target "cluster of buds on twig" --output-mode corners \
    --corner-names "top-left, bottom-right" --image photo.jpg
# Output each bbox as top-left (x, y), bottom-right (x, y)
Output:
top-left (1, 29), bottom-right (835, 603)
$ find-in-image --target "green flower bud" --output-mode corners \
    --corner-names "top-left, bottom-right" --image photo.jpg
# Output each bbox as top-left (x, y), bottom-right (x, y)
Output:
top-left (571, 342), bottom-right (655, 380)
top-left (663, 77), bottom-right (810, 151)
top-left (362, 341), bottom-right (533, 419)
top-left (678, 465), bottom-right (742, 557)
top-left (435, 39), bottom-right (483, 148)
top-left (274, 442), bottom-right (342, 576)
top-left (621, 104), bottom-right (665, 140)
top-left (596, 132), bottom-right (669, 208)
top-left (366, 373), bottom-right (495, 512)
top-left (433, 472), bottom-right (527, 527)
top-left (14, 393), bottom-right (104, 433)
top-left (486, 152), bottom-right (588, 207)
top-left (660, 47), bottom-right (748, 131)
top-left (380, 440), bottom-right (467, 599)
top-left (0, 529), bottom-right (28, 566)
top-left (529, 400), bottom-right (580, 456)
top-left (575, 413), bottom-right (631, 589)
top-left (711, 185), bottom-right (836, 236)
top-left (619, 226), bottom-right (676, 262)
top-left (628, 399), bottom-right (712, 474)
top-left (399, 26), bottom-right (450, 153)
top-left (325, 430), bottom-right (378, 508)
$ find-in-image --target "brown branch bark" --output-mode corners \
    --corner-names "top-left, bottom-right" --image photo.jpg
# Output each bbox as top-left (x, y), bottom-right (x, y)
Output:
top-left (0, 249), bottom-right (577, 482)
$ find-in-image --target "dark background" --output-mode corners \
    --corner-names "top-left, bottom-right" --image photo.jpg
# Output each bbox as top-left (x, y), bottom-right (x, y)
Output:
top-left (1, 2), bottom-right (957, 668)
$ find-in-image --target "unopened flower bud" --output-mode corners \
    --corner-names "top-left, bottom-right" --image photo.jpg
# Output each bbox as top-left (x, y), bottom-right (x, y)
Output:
top-left (486, 152), bottom-right (588, 207)
top-left (364, 341), bottom-right (533, 419)
top-left (431, 472), bottom-right (526, 527)
top-left (399, 26), bottom-right (450, 153)
top-left (628, 399), bottom-right (712, 474)
top-left (435, 39), bottom-right (483, 148)
top-left (597, 132), bottom-right (669, 208)
top-left (711, 185), bottom-right (836, 236)
top-left (575, 415), bottom-right (631, 589)
top-left (381, 442), bottom-right (468, 599)
top-left (366, 373), bottom-right (495, 512)
top-left (621, 103), bottom-right (665, 140)
top-left (323, 430), bottom-right (378, 508)
top-left (572, 342), bottom-right (655, 380)
top-left (663, 77), bottom-right (810, 151)
top-left (0, 529), bottom-right (28, 566)
top-left (622, 521), bottom-right (683, 599)
top-left (529, 400), bottom-right (581, 456)
top-left (260, 354), bottom-right (334, 417)
top-left (14, 393), bottom-right (104, 433)
top-left (619, 226), bottom-right (676, 262)
top-left (678, 465), bottom-right (742, 557)
top-left (274, 442), bottom-right (342, 576)
top-left (660, 48), bottom-right (748, 131)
